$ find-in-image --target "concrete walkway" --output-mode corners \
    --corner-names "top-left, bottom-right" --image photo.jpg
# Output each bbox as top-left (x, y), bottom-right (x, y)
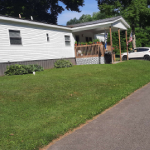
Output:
top-left (47, 83), bottom-right (150, 150)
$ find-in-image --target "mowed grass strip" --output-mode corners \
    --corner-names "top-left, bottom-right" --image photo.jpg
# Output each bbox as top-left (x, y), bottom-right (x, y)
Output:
top-left (0, 60), bottom-right (150, 150)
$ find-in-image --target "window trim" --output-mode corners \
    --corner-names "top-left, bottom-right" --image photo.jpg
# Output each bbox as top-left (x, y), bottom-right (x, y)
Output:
top-left (64, 35), bottom-right (71, 46)
top-left (8, 29), bottom-right (22, 46)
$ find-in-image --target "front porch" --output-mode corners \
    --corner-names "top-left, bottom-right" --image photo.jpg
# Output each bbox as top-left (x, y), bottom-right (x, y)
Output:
top-left (70, 16), bottom-right (130, 65)
top-left (74, 43), bottom-right (113, 65)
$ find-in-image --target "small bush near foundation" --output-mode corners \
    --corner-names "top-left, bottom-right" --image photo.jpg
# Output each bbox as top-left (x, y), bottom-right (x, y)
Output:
top-left (5, 64), bottom-right (44, 76)
top-left (54, 59), bottom-right (73, 68)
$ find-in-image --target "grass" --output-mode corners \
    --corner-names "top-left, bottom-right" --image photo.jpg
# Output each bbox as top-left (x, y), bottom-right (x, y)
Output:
top-left (1, 60), bottom-right (150, 150)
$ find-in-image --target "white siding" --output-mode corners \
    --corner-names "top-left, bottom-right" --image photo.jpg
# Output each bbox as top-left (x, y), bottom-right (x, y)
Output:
top-left (94, 33), bottom-right (105, 42)
top-left (0, 21), bottom-right (75, 63)
top-left (112, 21), bottom-right (127, 30)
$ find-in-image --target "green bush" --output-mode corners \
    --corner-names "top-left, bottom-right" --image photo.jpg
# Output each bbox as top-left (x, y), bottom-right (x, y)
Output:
top-left (54, 59), bottom-right (73, 68)
top-left (5, 64), bottom-right (44, 76)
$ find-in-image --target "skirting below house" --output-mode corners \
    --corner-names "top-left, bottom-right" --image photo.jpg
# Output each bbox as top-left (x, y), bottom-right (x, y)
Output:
top-left (0, 57), bottom-right (76, 76)
top-left (76, 57), bottom-right (105, 65)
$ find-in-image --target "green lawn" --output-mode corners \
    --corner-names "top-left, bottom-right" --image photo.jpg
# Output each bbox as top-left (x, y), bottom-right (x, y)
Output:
top-left (1, 60), bottom-right (150, 150)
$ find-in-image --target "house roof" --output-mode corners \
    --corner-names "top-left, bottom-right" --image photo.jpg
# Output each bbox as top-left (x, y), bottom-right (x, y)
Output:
top-left (68, 16), bottom-right (123, 28)
top-left (0, 15), bottom-right (130, 32)
top-left (71, 16), bottom-right (130, 33)
top-left (0, 14), bottom-right (72, 31)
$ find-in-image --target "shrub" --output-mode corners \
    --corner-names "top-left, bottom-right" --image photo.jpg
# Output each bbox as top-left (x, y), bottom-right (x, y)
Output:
top-left (5, 64), bottom-right (44, 76)
top-left (54, 59), bottom-right (73, 68)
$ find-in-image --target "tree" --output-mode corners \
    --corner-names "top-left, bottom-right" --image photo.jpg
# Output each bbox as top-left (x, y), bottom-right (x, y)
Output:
top-left (67, 11), bottom-right (106, 25)
top-left (97, 0), bottom-right (150, 48)
top-left (0, 0), bottom-right (84, 24)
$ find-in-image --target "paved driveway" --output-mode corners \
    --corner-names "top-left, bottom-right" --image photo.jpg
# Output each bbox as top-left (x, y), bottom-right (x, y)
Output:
top-left (47, 83), bottom-right (150, 150)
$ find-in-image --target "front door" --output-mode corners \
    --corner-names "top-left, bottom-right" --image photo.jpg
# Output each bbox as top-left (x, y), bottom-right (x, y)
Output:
top-left (75, 36), bottom-right (79, 45)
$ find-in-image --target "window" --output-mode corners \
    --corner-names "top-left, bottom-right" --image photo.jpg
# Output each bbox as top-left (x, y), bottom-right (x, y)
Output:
top-left (9, 30), bottom-right (22, 45)
top-left (46, 33), bottom-right (49, 42)
top-left (86, 37), bottom-right (92, 42)
top-left (137, 48), bottom-right (149, 52)
top-left (65, 35), bottom-right (71, 46)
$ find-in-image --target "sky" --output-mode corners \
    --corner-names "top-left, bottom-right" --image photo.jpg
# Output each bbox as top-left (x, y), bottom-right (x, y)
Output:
top-left (58, 0), bottom-right (99, 26)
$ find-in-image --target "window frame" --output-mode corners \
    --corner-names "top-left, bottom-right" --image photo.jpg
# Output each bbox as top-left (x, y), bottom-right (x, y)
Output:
top-left (9, 29), bottom-right (22, 46)
top-left (64, 35), bottom-right (71, 46)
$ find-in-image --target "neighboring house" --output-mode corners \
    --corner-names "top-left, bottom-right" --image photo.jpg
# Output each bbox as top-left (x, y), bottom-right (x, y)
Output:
top-left (0, 15), bottom-right (130, 76)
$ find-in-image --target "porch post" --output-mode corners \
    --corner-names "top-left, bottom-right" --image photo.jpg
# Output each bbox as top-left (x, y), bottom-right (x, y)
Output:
top-left (118, 28), bottom-right (122, 61)
top-left (125, 30), bottom-right (128, 60)
top-left (109, 26), bottom-right (113, 63)
top-left (75, 46), bottom-right (77, 58)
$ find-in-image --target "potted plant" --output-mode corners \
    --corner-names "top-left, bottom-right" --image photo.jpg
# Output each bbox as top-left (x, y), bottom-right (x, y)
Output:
top-left (93, 39), bottom-right (97, 44)
top-left (75, 41), bottom-right (77, 46)
top-left (81, 42), bottom-right (84, 45)
top-left (95, 39), bottom-right (98, 44)
top-left (93, 39), bottom-right (95, 44)
top-left (89, 41), bottom-right (93, 45)
top-left (97, 39), bottom-right (100, 44)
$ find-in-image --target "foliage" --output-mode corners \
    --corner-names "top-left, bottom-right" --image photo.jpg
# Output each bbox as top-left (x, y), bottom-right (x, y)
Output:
top-left (0, 0), bottom-right (84, 24)
top-left (67, 11), bottom-right (106, 25)
top-left (54, 59), bottom-right (73, 68)
top-left (4, 64), bottom-right (44, 76)
top-left (1, 61), bottom-right (150, 149)
top-left (99, 0), bottom-right (122, 18)
top-left (135, 26), bottom-right (150, 47)
top-left (75, 41), bottom-right (77, 44)
top-left (97, 0), bottom-right (150, 48)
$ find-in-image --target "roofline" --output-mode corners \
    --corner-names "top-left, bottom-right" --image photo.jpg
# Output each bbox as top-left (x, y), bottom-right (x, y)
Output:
top-left (0, 15), bottom-right (130, 32)
top-left (68, 16), bottom-right (130, 29)
top-left (68, 16), bottom-right (121, 28)
top-left (71, 16), bottom-right (130, 32)
top-left (0, 15), bottom-right (72, 31)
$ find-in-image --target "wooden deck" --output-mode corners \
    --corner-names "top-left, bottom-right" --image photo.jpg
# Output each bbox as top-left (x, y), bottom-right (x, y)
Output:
top-left (75, 44), bottom-right (112, 58)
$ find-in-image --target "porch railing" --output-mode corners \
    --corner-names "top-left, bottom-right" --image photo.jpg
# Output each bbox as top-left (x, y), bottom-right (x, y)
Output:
top-left (75, 44), bottom-right (104, 58)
